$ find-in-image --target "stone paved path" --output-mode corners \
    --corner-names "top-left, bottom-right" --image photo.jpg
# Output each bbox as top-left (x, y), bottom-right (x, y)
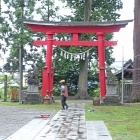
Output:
top-left (4, 103), bottom-right (112, 140)
top-left (35, 103), bottom-right (86, 140)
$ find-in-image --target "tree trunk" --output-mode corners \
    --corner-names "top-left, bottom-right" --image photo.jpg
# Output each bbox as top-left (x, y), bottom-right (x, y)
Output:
top-left (84, 0), bottom-right (92, 21)
top-left (130, 0), bottom-right (140, 102)
top-left (74, 54), bottom-right (91, 99)
top-left (74, 0), bottom-right (92, 99)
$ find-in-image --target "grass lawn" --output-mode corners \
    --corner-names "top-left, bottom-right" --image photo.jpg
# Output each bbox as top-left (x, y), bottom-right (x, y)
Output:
top-left (0, 99), bottom-right (140, 140)
top-left (85, 102), bottom-right (140, 140)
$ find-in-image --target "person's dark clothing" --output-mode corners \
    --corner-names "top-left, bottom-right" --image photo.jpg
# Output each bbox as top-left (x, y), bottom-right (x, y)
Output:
top-left (60, 83), bottom-right (68, 109)
top-left (61, 95), bottom-right (68, 109)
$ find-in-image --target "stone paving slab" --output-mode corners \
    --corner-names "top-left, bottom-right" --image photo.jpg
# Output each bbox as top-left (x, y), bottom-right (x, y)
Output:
top-left (86, 121), bottom-right (112, 140)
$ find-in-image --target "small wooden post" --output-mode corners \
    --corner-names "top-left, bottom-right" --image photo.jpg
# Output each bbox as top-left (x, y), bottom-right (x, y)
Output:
top-left (4, 75), bottom-right (7, 102)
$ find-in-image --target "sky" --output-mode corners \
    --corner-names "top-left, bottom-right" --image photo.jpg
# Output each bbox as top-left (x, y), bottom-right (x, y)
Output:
top-left (0, 0), bottom-right (134, 69)
top-left (111, 0), bottom-right (134, 68)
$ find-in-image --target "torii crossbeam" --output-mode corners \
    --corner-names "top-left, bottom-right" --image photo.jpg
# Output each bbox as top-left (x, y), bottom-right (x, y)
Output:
top-left (22, 19), bottom-right (133, 99)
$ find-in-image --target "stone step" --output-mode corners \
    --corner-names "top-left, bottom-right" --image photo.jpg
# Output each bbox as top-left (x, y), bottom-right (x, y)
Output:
top-left (86, 121), bottom-right (112, 140)
top-left (5, 118), bottom-right (50, 140)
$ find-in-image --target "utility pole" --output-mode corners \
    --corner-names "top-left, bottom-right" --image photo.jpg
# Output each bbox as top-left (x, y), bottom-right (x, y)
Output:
top-left (19, 45), bottom-right (23, 103)
top-left (19, 3), bottom-right (24, 103)
top-left (121, 46), bottom-right (124, 104)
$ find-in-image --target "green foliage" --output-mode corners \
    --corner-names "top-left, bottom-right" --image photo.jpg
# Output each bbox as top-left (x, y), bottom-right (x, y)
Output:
top-left (60, 0), bottom-right (122, 21)
top-left (93, 88), bottom-right (100, 97)
top-left (0, 88), bottom-right (4, 98)
top-left (0, 74), bottom-right (12, 83)
top-left (2, 0), bottom-right (60, 74)
top-left (36, 0), bottom-right (59, 21)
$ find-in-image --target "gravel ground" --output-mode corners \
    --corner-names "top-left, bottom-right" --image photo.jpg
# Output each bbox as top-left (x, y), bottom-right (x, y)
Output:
top-left (0, 104), bottom-right (54, 140)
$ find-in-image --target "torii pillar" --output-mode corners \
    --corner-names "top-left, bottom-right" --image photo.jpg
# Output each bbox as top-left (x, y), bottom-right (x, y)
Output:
top-left (22, 19), bottom-right (133, 99)
top-left (97, 32), bottom-right (106, 97)
top-left (42, 32), bottom-right (54, 97)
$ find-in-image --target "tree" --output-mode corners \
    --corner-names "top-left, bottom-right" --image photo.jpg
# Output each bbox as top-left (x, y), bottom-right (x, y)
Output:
top-left (2, 0), bottom-right (59, 87)
top-left (56, 0), bottom-right (122, 99)
top-left (0, 10), bottom-right (13, 60)
top-left (74, 0), bottom-right (92, 99)
top-left (131, 0), bottom-right (140, 102)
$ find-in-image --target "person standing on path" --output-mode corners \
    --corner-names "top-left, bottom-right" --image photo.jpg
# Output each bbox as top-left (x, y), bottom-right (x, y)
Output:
top-left (60, 80), bottom-right (68, 110)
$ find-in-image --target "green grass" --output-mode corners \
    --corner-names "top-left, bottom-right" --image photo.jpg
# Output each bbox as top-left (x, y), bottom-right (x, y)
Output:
top-left (0, 99), bottom-right (140, 139)
top-left (85, 103), bottom-right (140, 140)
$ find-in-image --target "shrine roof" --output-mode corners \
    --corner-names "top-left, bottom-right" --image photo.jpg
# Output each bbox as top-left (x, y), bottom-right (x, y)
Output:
top-left (21, 19), bottom-right (133, 27)
top-left (115, 59), bottom-right (133, 80)
top-left (21, 19), bottom-right (133, 33)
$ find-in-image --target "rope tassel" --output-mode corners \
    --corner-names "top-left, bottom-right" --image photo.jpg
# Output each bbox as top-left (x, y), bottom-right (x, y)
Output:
top-left (57, 47), bottom-right (93, 61)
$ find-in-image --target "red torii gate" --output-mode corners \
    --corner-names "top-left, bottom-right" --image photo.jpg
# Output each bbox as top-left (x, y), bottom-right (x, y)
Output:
top-left (22, 19), bottom-right (132, 98)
